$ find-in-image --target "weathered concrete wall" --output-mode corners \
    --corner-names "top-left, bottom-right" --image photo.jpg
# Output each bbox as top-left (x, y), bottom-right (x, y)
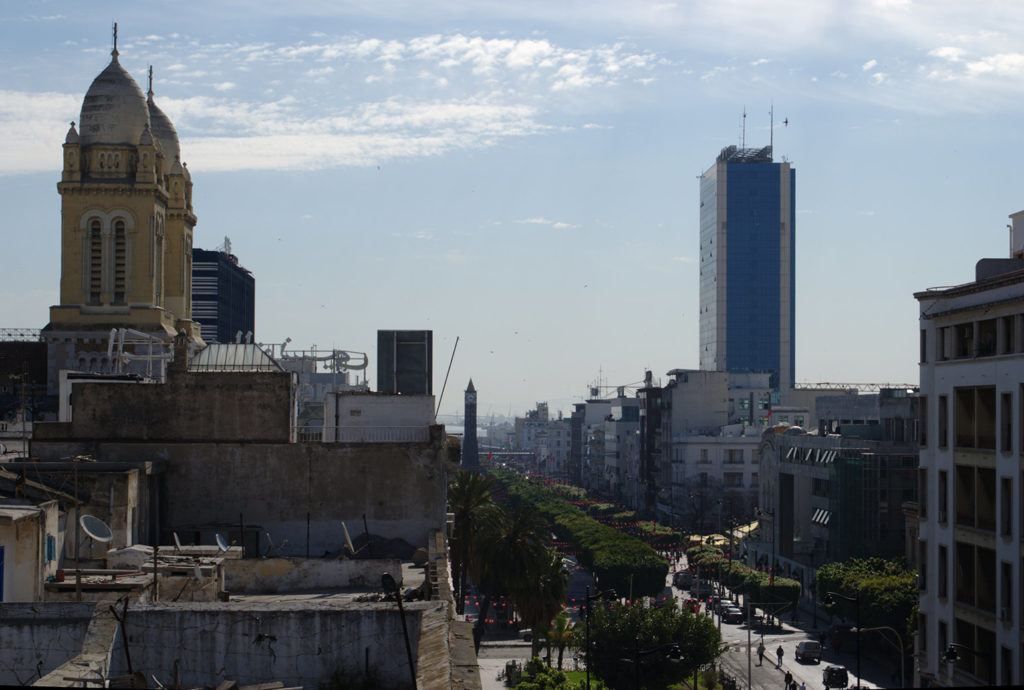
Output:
top-left (32, 428), bottom-right (451, 558)
top-left (108, 601), bottom-right (431, 689)
top-left (0, 602), bottom-right (92, 685)
top-left (224, 557), bottom-right (402, 594)
top-left (35, 370), bottom-right (293, 442)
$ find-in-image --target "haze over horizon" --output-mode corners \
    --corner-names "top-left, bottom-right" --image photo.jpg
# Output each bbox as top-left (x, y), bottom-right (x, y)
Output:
top-left (3, 1), bottom-right (1022, 419)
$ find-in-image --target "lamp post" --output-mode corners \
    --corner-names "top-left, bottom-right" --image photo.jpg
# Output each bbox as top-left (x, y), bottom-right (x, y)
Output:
top-left (824, 591), bottom-right (860, 689)
top-left (860, 626), bottom-right (905, 688)
top-left (584, 586), bottom-right (616, 690)
top-left (757, 507), bottom-right (776, 625)
top-left (944, 641), bottom-right (993, 686)
top-left (382, 572), bottom-right (417, 690)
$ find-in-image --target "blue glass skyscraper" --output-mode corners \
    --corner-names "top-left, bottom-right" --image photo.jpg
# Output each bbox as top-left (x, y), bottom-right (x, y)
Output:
top-left (699, 145), bottom-right (795, 389)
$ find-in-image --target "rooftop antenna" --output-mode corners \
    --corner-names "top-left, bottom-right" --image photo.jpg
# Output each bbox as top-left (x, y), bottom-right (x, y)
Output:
top-left (769, 102), bottom-right (774, 160)
top-left (112, 22), bottom-right (118, 58)
top-left (148, 66), bottom-right (153, 96)
top-left (742, 106), bottom-right (747, 149)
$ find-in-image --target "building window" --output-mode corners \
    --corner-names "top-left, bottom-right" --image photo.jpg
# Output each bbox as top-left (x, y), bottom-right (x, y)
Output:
top-left (919, 540), bottom-right (928, 590)
top-left (954, 322), bottom-right (974, 358)
top-left (1002, 392), bottom-right (1013, 454)
top-left (1001, 315), bottom-right (1015, 354)
top-left (750, 472), bottom-right (758, 488)
top-left (955, 386), bottom-right (996, 449)
top-left (113, 218), bottom-right (126, 304)
top-left (89, 219), bottom-right (102, 304)
top-left (978, 318), bottom-right (997, 357)
top-left (939, 469), bottom-right (948, 523)
top-left (938, 395), bottom-right (948, 448)
top-left (938, 545), bottom-right (948, 598)
top-left (1001, 476), bottom-right (1013, 537)
top-left (921, 328), bottom-right (928, 363)
top-left (724, 472), bottom-right (743, 488)
top-left (920, 395), bottom-right (928, 447)
top-left (919, 468), bottom-right (928, 518)
top-left (1001, 561), bottom-right (1012, 622)
top-left (45, 535), bottom-right (55, 562)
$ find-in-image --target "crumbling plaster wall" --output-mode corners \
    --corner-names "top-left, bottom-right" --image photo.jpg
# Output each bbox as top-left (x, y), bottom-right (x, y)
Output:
top-left (0, 602), bottom-right (91, 685)
top-left (110, 601), bottom-right (431, 689)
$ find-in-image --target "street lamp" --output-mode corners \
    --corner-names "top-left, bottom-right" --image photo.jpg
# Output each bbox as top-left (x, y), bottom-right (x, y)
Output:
top-left (860, 626), bottom-right (905, 688)
top-left (382, 572), bottom-right (417, 690)
top-left (824, 591), bottom-right (860, 690)
top-left (944, 642), bottom-right (993, 686)
top-left (583, 586), bottom-right (616, 690)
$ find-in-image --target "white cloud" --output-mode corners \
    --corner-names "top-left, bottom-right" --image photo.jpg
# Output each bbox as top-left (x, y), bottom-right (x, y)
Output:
top-left (305, 66), bottom-right (335, 77)
top-left (965, 52), bottom-right (1024, 76)
top-left (516, 217), bottom-right (579, 229)
top-left (862, 59), bottom-right (878, 71)
top-left (212, 82), bottom-right (236, 91)
top-left (871, 72), bottom-right (888, 84)
top-left (929, 46), bottom-right (965, 62)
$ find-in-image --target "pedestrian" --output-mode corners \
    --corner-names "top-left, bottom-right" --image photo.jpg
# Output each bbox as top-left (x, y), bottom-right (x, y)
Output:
top-left (757, 641), bottom-right (766, 666)
top-left (776, 645), bottom-right (784, 668)
top-left (800, 682), bottom-right (806, 690)
top-left (784, 670), bottom-right (792, 688)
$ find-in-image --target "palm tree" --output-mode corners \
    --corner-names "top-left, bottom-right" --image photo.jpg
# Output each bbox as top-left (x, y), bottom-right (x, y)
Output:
top-left (546, 609), bottom-right (574, 670)
top-left (447, 470), bottom-right (496, 615)
top-left (514, 549), bottom-right (570, 658)
top-left (471, 499), bottom-right (551, 646)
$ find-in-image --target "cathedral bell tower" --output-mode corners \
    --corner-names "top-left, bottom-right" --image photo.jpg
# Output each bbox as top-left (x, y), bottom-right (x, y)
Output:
top-left (43, 28), bottom-right (201, 389)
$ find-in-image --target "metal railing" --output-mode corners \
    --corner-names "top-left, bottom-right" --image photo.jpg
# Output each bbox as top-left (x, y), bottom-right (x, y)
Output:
top-left (296, 426), bottom-right (431, 443)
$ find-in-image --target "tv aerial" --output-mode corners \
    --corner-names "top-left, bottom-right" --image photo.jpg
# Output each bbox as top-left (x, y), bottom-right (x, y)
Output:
top-left (79, 515), bottom-right (112, 543)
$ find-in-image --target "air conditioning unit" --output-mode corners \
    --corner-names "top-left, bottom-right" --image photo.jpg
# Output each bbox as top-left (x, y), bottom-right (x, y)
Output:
top-left (1000, 606), bottom-right (1011, 622)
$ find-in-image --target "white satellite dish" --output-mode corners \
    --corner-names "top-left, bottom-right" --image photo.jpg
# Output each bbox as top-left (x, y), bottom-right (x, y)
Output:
top-left (215, 532), bottom-right (229, 553)
top-left (80, 515), bottom-right (112, 543)
top-left (193, 565), bottom-right (202, 580)
top-left (173, 532), bottom-right (183, 553)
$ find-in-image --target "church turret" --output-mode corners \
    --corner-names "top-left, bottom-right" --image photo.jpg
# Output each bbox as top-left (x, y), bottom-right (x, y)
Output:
top-left (62, 122), bottom-right (81, 182)
top-left (135, 123), bottom-right (158, 185)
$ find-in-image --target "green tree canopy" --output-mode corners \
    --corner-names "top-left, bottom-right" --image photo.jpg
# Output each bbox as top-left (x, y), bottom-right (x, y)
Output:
top-left (577, 599), bottom-right (722, 690)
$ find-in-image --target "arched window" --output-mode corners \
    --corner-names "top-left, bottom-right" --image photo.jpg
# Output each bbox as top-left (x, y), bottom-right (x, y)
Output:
top-left (89, 219), bottom-right (102, 304)
top-left (113, 219), bottom-right (126, 304)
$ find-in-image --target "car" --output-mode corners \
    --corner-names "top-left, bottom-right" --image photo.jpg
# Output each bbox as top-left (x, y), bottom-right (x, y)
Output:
top-left (673, 571), bottom-right (693, 588)
top-left (722, 607), bottom-right (745, 624)
top-left (795, 640), bottom-right (822, 663)
top-left (823, 665), bottom-right (848, 689)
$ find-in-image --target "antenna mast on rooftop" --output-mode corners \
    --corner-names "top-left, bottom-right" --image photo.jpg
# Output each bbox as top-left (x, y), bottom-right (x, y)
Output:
top-left (769, 102), bottom-right (774, 160)
top-left (742, 106), bottom-right (746, 149)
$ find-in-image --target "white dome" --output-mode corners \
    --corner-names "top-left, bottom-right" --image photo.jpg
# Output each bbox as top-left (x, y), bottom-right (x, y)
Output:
top-left (79, 51), bottom-right (149, 146)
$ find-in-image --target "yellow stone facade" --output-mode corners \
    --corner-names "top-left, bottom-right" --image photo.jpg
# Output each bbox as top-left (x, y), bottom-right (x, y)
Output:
top-left (43, 44), bottom-right (202, 384)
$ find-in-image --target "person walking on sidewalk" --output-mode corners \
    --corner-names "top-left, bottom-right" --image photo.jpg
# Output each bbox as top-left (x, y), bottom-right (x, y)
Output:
top-left (776, 645), bottom-right (784, 668)
top-left (757, 641), bottom-right (766, 666)
top-left (784, 670), bottom-right (793, 689)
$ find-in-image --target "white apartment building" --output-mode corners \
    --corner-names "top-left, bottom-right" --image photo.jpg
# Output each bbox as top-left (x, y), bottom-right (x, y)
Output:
top-left (915, 212), bottom-right (1024, 686)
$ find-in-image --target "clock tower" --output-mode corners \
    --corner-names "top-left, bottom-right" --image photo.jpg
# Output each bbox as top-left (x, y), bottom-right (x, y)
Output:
top-left (463, 379), bottom-right (479, 470)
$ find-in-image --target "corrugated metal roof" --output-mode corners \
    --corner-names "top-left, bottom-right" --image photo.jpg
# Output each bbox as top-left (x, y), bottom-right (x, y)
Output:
top-left (188, 343), bottom-right (283, 372)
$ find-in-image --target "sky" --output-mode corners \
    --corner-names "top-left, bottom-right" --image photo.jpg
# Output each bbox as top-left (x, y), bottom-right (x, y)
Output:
top-left (3, 0), bottom-right (1024, 421)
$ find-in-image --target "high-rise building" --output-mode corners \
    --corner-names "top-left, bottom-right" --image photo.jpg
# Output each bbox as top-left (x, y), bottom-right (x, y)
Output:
top-left (191, 246), bottom-right (255, 343)
top-left (462, 379), bottom-right (479, 470)
top-left (43, 37), bottom-right (200, 389)
top-left (699, 145), bottom-right (795, 389)
top-left (914, 210), bottom-right (1024, 687)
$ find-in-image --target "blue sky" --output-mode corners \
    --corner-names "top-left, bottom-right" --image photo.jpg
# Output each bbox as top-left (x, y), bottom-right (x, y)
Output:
top-left (3, 1), bottom-right (1024, 420)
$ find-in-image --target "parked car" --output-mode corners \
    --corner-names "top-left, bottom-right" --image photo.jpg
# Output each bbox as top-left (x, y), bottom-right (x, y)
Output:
top-left (795, 640), bottom-right (822, 663)
top-left (823, 665), bottom-right (848, 689)
top-left (673, 571), bottom-right (693, 588)
top-left (723, 607), bottom-right (745, 624)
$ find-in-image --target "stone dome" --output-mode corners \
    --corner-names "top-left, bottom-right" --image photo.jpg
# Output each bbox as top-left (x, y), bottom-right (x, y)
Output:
top-left (79, 51), bottom-right (150, 146)
top-left (148, 90), bottom-right (180, 174)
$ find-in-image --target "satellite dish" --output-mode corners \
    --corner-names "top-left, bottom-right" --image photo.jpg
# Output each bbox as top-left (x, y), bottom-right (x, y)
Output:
top-left (80, 515), bottom-right (112, 543)
top-left (215, 533), bottom-right (229, 553)
top-left (173, 532), bottom-right (183, 553)
top-left (194, 565), bottom-right (202, 580)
